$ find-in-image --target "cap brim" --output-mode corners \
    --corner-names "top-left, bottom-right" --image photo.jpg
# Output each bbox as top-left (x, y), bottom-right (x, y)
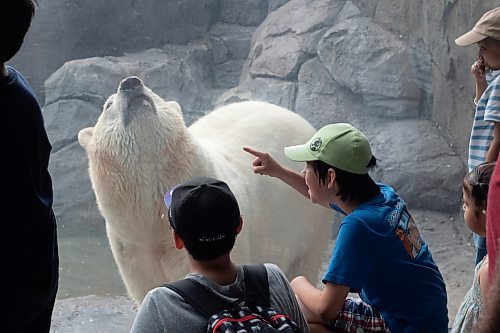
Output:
top-left (164, 185), bottom-right (180, 209)
top-left (284, 144), bottom-right (317, 162)
top-left (455, 30), bottom-right (487, 46)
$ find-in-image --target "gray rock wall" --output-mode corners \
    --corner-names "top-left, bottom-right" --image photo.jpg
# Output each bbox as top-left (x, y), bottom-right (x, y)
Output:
top-left (10, 0), bottom-right (220, 103)
top-left (39, 0), bottom-right (498, 230)
top-left (224, 0), bottom-right (465, 211)
top-left (351, 0), bottom-right (499, 157)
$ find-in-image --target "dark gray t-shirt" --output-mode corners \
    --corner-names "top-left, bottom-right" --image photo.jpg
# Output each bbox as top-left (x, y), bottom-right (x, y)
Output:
top-left (130, 263), bottom-right (309, 333)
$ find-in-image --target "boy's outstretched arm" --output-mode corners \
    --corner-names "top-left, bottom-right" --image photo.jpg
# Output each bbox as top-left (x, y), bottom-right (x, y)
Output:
top-left (291, 276), bottom-right (350, 326)
top-left (243, 147), bottom-right (310, 199)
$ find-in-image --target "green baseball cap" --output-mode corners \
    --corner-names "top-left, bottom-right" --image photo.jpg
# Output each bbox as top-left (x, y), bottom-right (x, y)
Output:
top-left (284, 123), bottom-right (373, 174)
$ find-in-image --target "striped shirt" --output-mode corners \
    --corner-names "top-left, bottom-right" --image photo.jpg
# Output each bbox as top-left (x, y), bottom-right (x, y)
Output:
top-left (468, 73), bottom-right (500, 171)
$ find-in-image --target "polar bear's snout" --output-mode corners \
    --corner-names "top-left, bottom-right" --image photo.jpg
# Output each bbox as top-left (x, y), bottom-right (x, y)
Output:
top-left (114, 77), bottom-right (158, 126)
top-left (119, 76), bottom-right (143, 91)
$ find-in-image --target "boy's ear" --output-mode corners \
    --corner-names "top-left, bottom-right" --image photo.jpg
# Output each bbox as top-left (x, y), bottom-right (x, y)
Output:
top-left (236, 216), bottom-right (243, 234)
top-left (172, 230), bottom-right (184, 249)
top-left (327, 168), bottom-right (337, 189)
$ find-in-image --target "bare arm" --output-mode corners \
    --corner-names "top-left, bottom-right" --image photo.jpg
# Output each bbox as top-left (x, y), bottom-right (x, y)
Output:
top-left (477, 256), bottom-right (500, 333)
top-left (472, 59), bottom-right (487, 103)
top-left (486, 122), bottom-right (500, 163)
top-left (478, 261), bottom-right (489, 302)
top-left (291, 276), bottom-right (349, 325)
top-left (243, 147), bottom-right (310, 199)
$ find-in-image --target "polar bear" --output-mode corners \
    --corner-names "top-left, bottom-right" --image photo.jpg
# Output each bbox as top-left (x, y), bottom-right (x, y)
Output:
top-left (78, 76), bottom-right (332, 303)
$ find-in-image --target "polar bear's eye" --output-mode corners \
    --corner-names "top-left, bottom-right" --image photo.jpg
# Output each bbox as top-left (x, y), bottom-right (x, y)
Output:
top-left (105, 100), bottom-right (113, 110)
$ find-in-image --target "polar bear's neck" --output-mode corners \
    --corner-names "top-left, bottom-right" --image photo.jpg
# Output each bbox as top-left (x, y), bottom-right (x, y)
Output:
top-left (89, 119), bottom-right (214, 217)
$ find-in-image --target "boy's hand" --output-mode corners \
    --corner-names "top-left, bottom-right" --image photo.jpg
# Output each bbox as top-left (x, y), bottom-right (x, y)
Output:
top-left (243, 147), bottom-right (283, 178)
top-left (471, 59), bottom-right (487, 84)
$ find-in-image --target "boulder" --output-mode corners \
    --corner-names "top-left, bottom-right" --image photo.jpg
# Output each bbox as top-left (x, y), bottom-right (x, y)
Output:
top-left (317, 17), bottom-right (422, 118)
top-left (240, 0), bottom-right (345, 81)
top-left (367, 119), bottom-right (464, 212)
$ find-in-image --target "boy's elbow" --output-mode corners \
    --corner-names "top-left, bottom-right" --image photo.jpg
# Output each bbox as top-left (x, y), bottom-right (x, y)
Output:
top-left (317, 304), bottom-right (339, 323)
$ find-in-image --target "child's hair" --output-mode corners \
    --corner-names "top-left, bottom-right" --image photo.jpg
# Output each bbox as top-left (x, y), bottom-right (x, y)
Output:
top-left (0, 0), bottom-right (36, 63)
top-left (310, 156), bottom-right (380, 203)
top-left (463, 162), bottom-right (496, 215)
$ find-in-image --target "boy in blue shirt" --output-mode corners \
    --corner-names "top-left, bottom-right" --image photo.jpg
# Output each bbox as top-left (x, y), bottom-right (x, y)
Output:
top-left (1, 1), bottom-right (59, 331)
top-left (244, 123), bottom-right (448, 332)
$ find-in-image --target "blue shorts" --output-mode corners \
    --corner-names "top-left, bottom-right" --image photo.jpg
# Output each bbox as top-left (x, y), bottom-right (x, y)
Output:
top-left (329, 297), bottom-right (390, 333)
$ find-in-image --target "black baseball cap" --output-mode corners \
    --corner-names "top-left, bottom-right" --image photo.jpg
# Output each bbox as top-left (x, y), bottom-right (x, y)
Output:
top-left (164, 177), bottom-right (241, 261)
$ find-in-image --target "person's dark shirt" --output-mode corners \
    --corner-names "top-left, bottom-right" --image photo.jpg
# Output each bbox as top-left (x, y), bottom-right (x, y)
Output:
top-left (1, 66), bottom-right (58, 327)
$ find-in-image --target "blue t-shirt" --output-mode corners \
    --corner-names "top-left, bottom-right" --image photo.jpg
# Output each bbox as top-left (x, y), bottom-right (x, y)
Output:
top-left (324, 184), bottom-right (448, 333)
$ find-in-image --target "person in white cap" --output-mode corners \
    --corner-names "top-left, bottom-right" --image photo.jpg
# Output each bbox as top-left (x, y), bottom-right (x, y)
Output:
top-left (456, 7), bottom-right (500, 267)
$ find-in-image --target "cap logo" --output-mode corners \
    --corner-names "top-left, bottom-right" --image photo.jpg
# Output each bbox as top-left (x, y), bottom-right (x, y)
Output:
top-left (310, 138), bottom-right (322, 152)
top-left (199, 235), bottom-right (226, 242)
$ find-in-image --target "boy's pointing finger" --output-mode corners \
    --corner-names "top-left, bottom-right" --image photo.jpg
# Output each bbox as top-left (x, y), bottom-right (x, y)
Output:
top-left (243, 147), bottom-right (264, 157)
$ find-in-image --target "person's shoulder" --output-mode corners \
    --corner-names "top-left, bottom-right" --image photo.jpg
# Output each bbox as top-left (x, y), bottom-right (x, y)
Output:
top-left (263, 262), bottom-right (282, 273)
top-left (376, 182), bottom-right (395, 195)
top-left (144, 284), bottom-right (185, 304)
top-left (491, 73), bottom-right (500, 85)
top-left (263, 263), bottom-right (290, 286)
top-left (486, 74), bottom-right (500, 95)
top-left (3, 66), bottom-right (39, 102)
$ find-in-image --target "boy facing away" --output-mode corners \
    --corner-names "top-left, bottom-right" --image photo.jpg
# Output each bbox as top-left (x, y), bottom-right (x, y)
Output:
top-left (130, 176), bottom-right (309, 333)
top-left (244, 123), bottom-right (448, 333)
top-left (1, 1), bottom-right (59, 331)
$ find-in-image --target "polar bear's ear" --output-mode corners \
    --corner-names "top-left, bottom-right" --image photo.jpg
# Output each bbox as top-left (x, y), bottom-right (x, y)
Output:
top-left (166, 101), bottom-right (182, 116)
top-left (78, 127), bottom-right (94, 150)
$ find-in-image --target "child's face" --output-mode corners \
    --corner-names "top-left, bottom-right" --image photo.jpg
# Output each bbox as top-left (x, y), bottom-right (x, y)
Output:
top-left (303, 162), bottom-right (331, 205)
top-left (462, 188), bottom-right (486, 237)
top-left (478, 38), bottom-right (500, 70)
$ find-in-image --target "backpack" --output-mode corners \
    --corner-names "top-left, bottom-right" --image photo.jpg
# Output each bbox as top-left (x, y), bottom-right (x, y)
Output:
top-left (165, 264), bottom-right (304, 333)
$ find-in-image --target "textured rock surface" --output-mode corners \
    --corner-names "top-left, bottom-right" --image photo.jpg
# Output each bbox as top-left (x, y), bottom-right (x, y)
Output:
top-left (50, 296), bottom-right (136, 333)
top-left (317, 17), bottom-right (421, 118)
top-left (10, 0), bottom-right (220, 103)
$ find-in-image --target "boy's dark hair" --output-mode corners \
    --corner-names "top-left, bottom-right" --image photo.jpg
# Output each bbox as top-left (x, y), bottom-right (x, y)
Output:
top-left (310, 156), bottom-right (380, 203)
top-left (0, 0), bottom-right (36, 63)
top-left (463, 162), bottom-right (495, 216)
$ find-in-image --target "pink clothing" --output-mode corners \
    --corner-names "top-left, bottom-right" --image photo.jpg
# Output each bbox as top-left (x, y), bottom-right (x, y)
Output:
top-left (487, 155), bottom-right (500, 281)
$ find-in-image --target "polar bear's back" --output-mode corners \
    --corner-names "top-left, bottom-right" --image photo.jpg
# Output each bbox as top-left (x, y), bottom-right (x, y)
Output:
top-left (188, 101), bottom-right (332, 280)
top-left (190, 101), bottom-right (315, 146)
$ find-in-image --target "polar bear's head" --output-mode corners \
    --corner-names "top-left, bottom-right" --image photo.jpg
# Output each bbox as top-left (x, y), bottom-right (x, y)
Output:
top-left (78, 76), bottom-right (194, 211)
top-left (79, 76), bottom-right (185, 160)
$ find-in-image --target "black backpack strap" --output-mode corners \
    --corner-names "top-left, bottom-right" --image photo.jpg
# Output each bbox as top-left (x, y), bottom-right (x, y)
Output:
top-left (242, 264), bottom-right (271, 306)
top-left (164, 278), bottom-right (227, 317)
top-left (164, 264), bottom-right (271, 316)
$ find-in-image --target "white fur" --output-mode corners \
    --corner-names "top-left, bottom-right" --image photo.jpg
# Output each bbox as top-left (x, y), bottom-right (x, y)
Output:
top-left (79, 78), bottom-right (332, 303)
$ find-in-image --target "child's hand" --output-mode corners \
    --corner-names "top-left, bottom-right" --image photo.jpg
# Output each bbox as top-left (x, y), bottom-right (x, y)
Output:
top-left (243, 147), bottom-right (283, 178)
top-left (471, 59), bottom-right (487, 84)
